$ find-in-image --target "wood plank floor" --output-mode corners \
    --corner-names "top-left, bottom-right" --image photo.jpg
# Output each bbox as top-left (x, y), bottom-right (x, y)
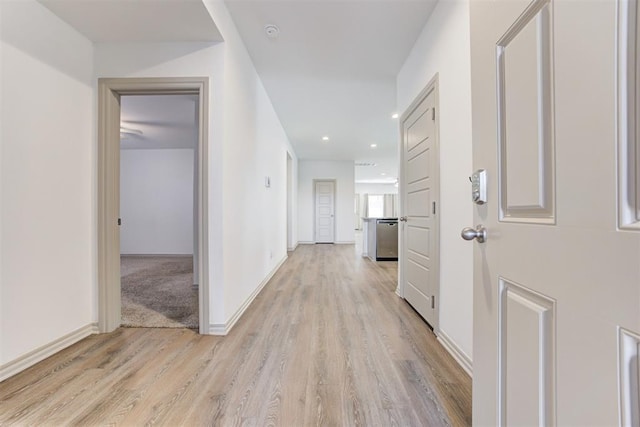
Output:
top-left (0, 244), bottom-right (472, 426)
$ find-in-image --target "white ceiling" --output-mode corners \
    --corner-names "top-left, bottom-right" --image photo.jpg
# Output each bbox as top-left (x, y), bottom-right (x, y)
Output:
top-left (224, 0), bottom-right (437, 182)
top-left (120, 95), bottom-right (198, 150)
top-left (38, 0), bottom-right (222, 43)
top-left (39, 0), bottom-right (437, 182)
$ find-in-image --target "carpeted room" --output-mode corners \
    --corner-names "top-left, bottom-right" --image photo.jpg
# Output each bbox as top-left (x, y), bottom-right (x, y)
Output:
top-left (119, 94), bottom-right (200, 330)
top-left (120, 255), bottom-right (198, 328)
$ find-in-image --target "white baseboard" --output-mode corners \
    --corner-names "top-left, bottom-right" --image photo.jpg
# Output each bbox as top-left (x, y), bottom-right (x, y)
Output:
top-left (437, 329), bottom-right (473, 377)
top-left (299, 241), bottom-right (355, 245)
top-left (209, 255), bottom-right (288, 336)
top-left (0, 322), bottom-right (99, 382)
top-left (287, 242), bottom-right (299, 251)
top-left (208, 323), bottom-right (226, 335)
top-left (120, 254), bottom-right (192, 257)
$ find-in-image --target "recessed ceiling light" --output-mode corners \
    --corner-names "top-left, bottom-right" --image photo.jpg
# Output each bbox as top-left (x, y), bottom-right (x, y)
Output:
top-left (381, 173), bottom-right (386, 176)
top-left (370, 144), bottom-right (377, 148)
top-left (391, 113), bottom-right (399, 119)
top-left (322, 136), bottom-right (329, 141)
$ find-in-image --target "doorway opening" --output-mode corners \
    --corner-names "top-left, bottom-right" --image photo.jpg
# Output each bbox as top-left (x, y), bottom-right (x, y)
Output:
top-left (286, 152), bottom-right (294, 251)
top-left (314, 180), bottom-right (336, 243)
top-left (98, 77), bottom-right (209, 335)
top-left (119, 94), bottom-right (199, 328)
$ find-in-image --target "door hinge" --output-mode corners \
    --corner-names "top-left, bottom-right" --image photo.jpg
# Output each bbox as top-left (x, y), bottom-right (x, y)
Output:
top-left (431, 295), bottom-right (435, 309)
top-left (432, 201), bottom-right (436, 215)
top-left (432, 107), bottom-right (436, 121)
top-left (118, 218), bottom-right (122, 226)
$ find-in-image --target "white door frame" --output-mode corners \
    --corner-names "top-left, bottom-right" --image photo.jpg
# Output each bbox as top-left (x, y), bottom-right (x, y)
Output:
top-left (313, 179), bottom-right (336, 243)
top-left (98, 77), bottom-right (210, 334)
top-left (397, 74), bottom-right (441, 332)
top-left (286, 152), bottom-right (294, 251)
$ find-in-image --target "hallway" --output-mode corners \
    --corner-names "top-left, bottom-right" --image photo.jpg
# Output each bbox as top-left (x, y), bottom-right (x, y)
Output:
top-left (0, 245), bottom-right (471, 426)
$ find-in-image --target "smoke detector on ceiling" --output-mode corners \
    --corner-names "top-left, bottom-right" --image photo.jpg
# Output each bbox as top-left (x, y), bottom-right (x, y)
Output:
top-left (264, 24), bottom-right (280, 39)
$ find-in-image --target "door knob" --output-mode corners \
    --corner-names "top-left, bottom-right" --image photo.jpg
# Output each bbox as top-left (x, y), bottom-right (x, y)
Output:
top-left (461, 225), bottom-right (487, 243)
top-left (399, 216), bottom-right (407, 222)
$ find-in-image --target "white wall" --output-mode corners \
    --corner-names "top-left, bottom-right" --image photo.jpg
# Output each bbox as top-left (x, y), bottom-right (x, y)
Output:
top-left (397, 0), bottom-right (474, 364)
top-left (0, 0), bottom-right (4, 365)
top-left (298, 160), bottom-right (355, 243)
top-left (0, 0), bottom-right (94, 364)
top-left (201, 1), bottom-right (298, 325)
top-left (355, 183), bottom-right (398, 194)
top-left (120, 149), bottom-right (194, 255)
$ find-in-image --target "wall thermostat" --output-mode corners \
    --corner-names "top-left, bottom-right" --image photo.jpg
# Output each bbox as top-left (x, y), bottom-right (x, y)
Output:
top-left (471, 169), bottom-right (487, 205)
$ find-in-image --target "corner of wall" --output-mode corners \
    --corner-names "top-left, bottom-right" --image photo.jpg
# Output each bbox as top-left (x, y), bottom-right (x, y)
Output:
top-left (437, 329), bottom-right (473, 377)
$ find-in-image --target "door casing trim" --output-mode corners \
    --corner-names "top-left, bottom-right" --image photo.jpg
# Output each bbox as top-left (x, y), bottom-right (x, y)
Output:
top-left (397, 73), bottom-right (441, 334)
top-left (313, 179), bottom-right (337, 243)
top-left (98, 77), bottom-right (210, 334)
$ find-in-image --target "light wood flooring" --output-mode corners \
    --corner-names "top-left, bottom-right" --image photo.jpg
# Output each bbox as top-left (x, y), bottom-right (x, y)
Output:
top-left (0, 244), bottom-right (472, 426)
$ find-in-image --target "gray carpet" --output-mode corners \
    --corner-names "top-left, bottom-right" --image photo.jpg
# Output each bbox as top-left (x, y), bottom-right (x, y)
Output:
top-left (121, 256), bottom-right (198, 329)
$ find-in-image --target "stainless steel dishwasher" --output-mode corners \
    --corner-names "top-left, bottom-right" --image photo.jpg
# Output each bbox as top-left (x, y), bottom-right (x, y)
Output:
top-left (375, 219), bottom-right (398, 260)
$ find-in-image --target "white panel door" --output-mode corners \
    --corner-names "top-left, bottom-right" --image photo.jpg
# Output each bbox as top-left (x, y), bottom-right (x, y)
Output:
top-left (400, 79), bottom-right (439, 330)
top-left (470, 0), bottom-right (640, 425)
top-left (315, 181), bottom-right (335, 243)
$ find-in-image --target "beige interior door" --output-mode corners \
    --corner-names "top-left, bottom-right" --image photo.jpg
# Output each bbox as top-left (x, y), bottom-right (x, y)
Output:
top-left (469, 0), bottom-right (640, 425)
top-left (315, 180), bottom-right (335, 243)
top-left (400, 78), bottom-right (439, 330)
